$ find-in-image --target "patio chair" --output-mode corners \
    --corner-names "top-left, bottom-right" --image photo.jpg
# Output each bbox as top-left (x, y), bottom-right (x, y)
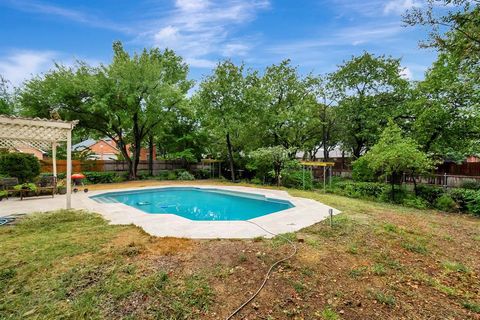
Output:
top-left (21, 176), bottom-right (57, 200)
top-left (1, 178), bottom-right (22, 199)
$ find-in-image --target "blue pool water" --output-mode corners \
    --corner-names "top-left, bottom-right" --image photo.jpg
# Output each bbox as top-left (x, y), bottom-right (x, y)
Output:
top-left (91, 187), bottom-right (294, 221)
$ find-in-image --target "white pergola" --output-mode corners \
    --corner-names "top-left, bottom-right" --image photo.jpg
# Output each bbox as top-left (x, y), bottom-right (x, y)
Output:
top-left (0, 116), bottom-right (78, 209)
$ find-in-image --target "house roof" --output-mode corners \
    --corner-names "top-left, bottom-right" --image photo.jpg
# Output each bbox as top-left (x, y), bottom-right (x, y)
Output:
top-left (72, 138), bottom-right (118, 151)
top-left (72, 138), bottom-right (97, 151)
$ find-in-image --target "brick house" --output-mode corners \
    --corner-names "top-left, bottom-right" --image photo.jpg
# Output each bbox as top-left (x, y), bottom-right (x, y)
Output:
top-left (72, 138), bottom-right (155, 161)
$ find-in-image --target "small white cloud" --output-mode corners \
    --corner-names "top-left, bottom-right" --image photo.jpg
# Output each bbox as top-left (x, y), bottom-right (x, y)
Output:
top-left (384, 0), bottom-right (422, 15)
top-left (400, 66), bottom-right (413, 80)
top-left (222, 43), bottom-right (251, 57)
top-left (175, 0), bottom-right (210, 12)
top-left (0, 50), bottom-right (57, 87)
top-left (185, 57), bottom-right (216, 68)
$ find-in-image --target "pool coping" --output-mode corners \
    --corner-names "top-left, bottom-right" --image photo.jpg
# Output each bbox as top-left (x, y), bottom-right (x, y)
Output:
top-left (1, 185), bottom-right (340, 239)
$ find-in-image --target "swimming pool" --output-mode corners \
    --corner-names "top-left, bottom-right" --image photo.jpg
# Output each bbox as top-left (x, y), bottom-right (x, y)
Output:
top-left (90, 187), bottom-right (294, 221)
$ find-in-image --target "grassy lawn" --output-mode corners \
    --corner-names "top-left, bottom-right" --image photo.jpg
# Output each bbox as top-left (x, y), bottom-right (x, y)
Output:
top-left (1, 181), bottom-right (479, 319)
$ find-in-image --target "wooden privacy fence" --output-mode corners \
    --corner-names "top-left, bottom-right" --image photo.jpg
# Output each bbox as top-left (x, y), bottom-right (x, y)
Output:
top-left (40, 159), bottom-right (210, 174)
top-left (437, 162), bottom-right (480, 176)
top-left (40, 160), bottom-right (103, 173)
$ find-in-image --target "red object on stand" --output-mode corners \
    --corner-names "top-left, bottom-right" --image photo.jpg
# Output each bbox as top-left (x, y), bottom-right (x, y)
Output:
top-left (71, 173), bottom-right (85, 179)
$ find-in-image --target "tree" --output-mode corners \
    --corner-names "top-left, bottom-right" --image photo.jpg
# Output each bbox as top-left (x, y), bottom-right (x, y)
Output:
top-left (20, 41), bottom-right (192, 179)
top-left (362, 120), bottom-right (434, 200)
top-left (404, 1), bottom-right (480, 160)
top-left (257, 60), bottom-right (320, 155)
top-left (407, 53), bottom-right (480, 160)
top-left (194, 61), bottom-right (257, 181)
top-left (248, 146), bottom-right (293, 186)
top-left (309, 76), bottom-right (340, 160)
top-left (0, 75), bottom-right (14, 115)
top-left (403, 1), bottom-right (480, 58)
top-left (330, 52), bottom-right (410, 158)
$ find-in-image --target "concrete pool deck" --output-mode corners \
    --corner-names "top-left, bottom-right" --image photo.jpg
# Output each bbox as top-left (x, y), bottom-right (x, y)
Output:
top-left (0, 185), bottom-right (340, 239)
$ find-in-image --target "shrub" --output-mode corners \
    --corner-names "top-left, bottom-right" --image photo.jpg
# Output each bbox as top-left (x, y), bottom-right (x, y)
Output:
top-left (448, 188), bottom-right (480, 215)
top-left (250, 177), bottom-right (262, 185)
top-left (177, 171), bottom-right (195, 181)
top-left (333, 181), bottom-right (388, 199)
top-left (415, 185), bottom-right (444, 205)
top-left (193, 168), bottom-right (211, 179)
top-left (0, 153), bottom-right (40, 183)
top-left (379, 186), bottom-right (409, 203)
top-left (403, 196), bottom-right (429, 209)
top-left (136, 172), bottom-right (152, 180)
top-left (459, 179), bottom-right (480, 190)
top-left (282, 170), bottom-right (313, 190)
top-left (82, 172), bottom-right (118, 184)
top-left (352, 156), bottom-right (377, 182)
top-left (435, 194), bottom-right (458, 212)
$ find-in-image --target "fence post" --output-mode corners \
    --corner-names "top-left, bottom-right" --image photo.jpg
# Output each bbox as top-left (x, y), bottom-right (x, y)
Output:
top-left (444, 173), bottom-right (448, 189)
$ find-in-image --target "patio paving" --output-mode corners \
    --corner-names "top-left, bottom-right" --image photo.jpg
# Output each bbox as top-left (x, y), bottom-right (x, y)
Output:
top-left (0, 185), bottom-right (339, 239)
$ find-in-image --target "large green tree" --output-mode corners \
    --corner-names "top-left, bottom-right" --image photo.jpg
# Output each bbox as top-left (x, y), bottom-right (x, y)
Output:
top-left (404, 1), bottom-right (480, 160)
top-left (20, 42), bottom-right (192, 179)
top-left (408, 53), bottom-right (480, 160)
top-left (330, 52), bottom-right (410, 158)
top-left (257, 60), bottom-right (320, 155)
top-left (194, 61), bottom-right (257, 181)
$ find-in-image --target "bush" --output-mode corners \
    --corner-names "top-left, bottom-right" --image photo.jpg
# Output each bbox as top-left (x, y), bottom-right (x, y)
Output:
top-left (435, 194), bottom-right (457, 212)
top-left (193, 168), bottom-right (211, 179)
top-left (352, 156), bottom-right (377, 182)
top-left (379, 186), bottom-right (409, 204)
top-left (459, 179), bottom-right (480, 190)
top-left (177, 171), bottom-right (195, 181)
top-left (415, 185), bottom-right (444, 205)
top-left (250, 177), bottom-right (262, 185)
top-left (332, 181), bottom-right (388, 199)
top-left (82, 172), bottom-right (118, 184)
top-left (0, 153), bottom-right (40, 183)
top-left (282, 170), bottom-right (313, 190)
top-left (448, 188), bottom-right (480, 216)
top-left (403, 196), bottom-right (429, 209)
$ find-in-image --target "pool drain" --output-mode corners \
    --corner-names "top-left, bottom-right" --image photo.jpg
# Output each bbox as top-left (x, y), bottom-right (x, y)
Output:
top-left (225, 221), bottom-right (298, 319)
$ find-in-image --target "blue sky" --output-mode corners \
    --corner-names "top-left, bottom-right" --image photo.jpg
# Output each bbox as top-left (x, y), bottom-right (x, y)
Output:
top-left (0, 0), bottom-right (438, 87)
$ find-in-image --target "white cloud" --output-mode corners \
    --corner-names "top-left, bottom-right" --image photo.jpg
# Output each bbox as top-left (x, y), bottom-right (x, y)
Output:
top-left (384, 0), bottom-right (422, 15)
top-left (2, 0), bottom-right (131, 33)
top-left (0, 50), bottom-right (57, 87)
top-left (146, 0), bottom-right (269, 67)
top-left (400, 66), bottom-right (413, 80)
top-left (222, 43), bottom-right (251, 57)
top-left (267, 23), bottom-right (404, 56)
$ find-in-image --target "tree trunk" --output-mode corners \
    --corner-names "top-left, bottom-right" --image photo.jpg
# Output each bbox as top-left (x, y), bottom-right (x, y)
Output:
top-left (226, 132), bottom-right (236, 182)
top-left (115, 136), bottom-right (134, 180)
top-left (148, 134), bottom-right (154, 176)
top-left (412, 175), bottom-right (418, 196)
top-left (391, 173), bottom-right (396, 202)
top-left (129, 112), bottom-right (142, 180)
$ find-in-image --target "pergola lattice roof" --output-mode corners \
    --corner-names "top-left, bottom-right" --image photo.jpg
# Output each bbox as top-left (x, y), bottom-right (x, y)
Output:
top-left (0, 115), bottom-right (78, 209)
top-left (0, 116), bottom-right (78, 150)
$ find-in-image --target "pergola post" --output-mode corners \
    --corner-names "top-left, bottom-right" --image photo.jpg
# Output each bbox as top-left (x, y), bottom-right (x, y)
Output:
top-left (66, 129), bottom-right (72, 209)
top-left (52, 142), bottom-right (57, 177)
